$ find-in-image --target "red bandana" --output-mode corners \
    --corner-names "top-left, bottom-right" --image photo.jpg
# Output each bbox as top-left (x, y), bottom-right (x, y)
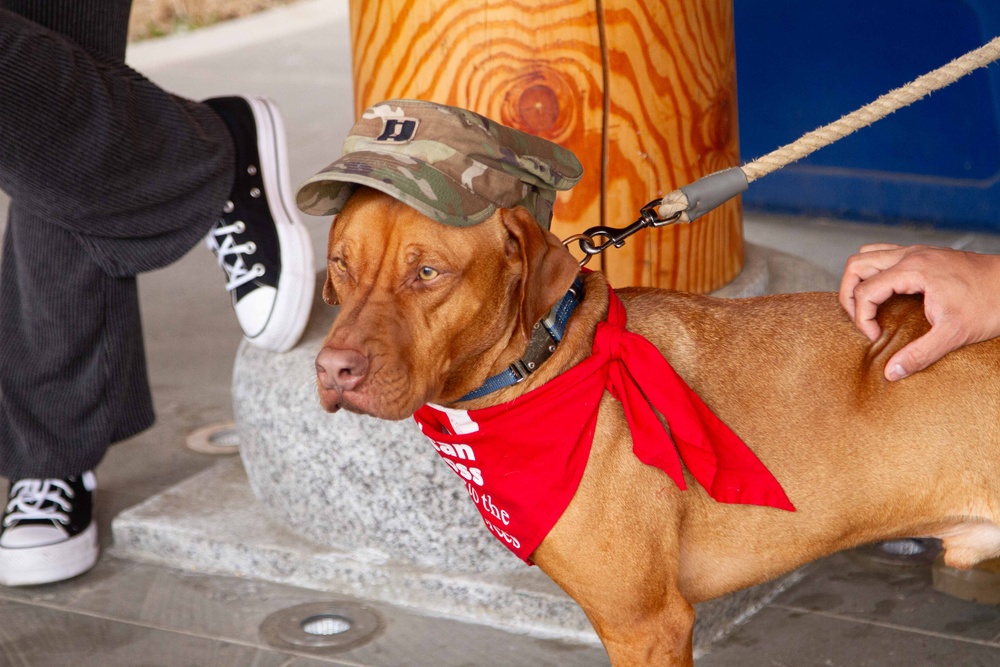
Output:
top-left (413, 285), bottom-right (794, 563)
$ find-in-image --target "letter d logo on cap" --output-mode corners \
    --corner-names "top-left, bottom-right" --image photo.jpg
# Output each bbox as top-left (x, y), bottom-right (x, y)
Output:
top-left (376, 118), bottom-right (419, 143)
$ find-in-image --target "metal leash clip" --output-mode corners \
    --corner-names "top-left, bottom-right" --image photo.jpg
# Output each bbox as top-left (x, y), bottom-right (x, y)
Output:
top-left (562, 199), bottom-right (684, 267)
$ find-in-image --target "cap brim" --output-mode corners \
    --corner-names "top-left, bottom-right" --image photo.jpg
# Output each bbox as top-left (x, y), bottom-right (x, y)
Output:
top-left (296, 152), bottom-right (500, 227)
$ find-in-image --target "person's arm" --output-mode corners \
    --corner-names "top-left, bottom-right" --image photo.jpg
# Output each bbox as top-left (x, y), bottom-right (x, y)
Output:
top-left (838, 243), bottom-right (1000, 381)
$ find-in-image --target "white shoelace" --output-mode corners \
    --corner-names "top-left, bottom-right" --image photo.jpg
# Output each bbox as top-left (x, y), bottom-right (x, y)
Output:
top-left (207, 220), bottom-right (266, 292)
top-left (4, 479), bottom-right (74, 527)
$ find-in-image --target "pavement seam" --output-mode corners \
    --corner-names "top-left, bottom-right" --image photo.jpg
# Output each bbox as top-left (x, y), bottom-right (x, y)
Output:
top-left (771, 602), bottom-right (1000, 650)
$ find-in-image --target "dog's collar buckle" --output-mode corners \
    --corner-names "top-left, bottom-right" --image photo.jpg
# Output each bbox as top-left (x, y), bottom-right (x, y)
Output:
top-left (509, 359), bottom-right (532, 383)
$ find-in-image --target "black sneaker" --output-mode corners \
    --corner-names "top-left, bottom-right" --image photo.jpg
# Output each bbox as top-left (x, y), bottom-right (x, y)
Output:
top-left (204, 95), bottom-right (314, 353)
top-left (0, 472), bottom-right (98, 586)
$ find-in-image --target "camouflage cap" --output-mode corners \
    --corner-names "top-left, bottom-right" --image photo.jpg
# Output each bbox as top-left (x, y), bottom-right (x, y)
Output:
top-left (295, 99), bottom-right (583, 228)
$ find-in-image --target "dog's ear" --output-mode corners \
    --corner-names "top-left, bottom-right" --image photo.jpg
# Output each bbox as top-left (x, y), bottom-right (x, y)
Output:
top-left (501, 207), bottom-right (581, 342)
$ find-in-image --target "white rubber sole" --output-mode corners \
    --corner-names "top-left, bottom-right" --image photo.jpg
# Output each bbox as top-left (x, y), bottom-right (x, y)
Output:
top-left (243, 95), bottom-right (315, 353)
top-left (0, 522), bottom-right (99, 587)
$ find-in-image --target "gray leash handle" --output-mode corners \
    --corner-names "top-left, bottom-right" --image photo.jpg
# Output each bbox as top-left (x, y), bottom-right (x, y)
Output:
top-left (677, 167), bottom-right (749, 221)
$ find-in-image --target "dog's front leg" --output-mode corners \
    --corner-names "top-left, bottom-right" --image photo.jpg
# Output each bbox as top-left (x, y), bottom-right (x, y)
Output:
top-left (533, 498), bottom-right (696, 663)
top-left (535, 546), bottom-right (697, 667)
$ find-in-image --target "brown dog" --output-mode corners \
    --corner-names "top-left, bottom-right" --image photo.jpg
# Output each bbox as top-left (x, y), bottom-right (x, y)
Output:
top-left (314, 186), bottom-right (1000, 666)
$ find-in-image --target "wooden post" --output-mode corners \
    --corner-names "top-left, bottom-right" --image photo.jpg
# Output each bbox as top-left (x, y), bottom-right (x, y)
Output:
top-left (349, 0), bottom-right (743, 293)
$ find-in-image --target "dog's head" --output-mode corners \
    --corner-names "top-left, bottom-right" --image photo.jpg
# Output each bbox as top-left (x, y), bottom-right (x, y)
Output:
top-left (297, 99), bottom-right (583, 419)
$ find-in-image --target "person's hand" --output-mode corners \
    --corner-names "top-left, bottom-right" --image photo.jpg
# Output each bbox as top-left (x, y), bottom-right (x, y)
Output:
top-left (839, 244), bottom-right (1000, 381)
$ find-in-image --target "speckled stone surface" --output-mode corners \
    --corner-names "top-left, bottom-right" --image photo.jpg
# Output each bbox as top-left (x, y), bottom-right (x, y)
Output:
top-left (114, 243), bottom-right (837, 646)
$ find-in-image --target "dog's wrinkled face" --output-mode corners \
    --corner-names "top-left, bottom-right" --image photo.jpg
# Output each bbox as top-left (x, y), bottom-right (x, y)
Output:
top-left (315, 187), bottom-right (579, 420)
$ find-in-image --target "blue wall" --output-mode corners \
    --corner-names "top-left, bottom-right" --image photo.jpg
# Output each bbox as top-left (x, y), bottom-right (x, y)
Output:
top-left (734, 0), bottom-right (1000, 230)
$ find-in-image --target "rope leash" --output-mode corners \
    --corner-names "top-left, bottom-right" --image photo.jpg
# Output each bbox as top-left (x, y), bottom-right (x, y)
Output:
top-left (569, 36), bottom-right (1000, 264)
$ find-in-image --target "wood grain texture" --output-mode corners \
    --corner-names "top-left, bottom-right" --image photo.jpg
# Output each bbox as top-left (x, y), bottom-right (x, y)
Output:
top-left (349, 0), bottom-right (743, 292)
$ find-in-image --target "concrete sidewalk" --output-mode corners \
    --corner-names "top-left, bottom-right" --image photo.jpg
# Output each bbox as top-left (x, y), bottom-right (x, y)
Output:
top-left (3, 1), bottom-right (1000, 664)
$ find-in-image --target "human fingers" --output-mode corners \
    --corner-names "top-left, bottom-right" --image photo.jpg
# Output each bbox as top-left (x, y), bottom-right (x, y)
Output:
top-left (839, 269), bottom-right (864, 321)
top-left (848, 264), bottom-right (928, 342)
top-left (839, 245), bottom-right (912, 325)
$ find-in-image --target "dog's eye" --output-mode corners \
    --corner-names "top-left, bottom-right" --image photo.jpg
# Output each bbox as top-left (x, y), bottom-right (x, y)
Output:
top-left (332, 257), bottom-right (347, 272)
top-left (418, 266), bottom-right (439, 281)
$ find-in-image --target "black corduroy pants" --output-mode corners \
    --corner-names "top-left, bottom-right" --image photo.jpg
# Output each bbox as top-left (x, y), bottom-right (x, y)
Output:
top-left (0, 2), bottom-right (235, 479)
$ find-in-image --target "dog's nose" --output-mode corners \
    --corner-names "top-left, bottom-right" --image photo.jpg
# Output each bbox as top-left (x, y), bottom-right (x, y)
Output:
top-left (316, 347), bottom-right (369, 392)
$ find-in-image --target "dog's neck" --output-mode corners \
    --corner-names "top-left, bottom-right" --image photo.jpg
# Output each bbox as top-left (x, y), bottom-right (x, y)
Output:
top-left (453, 271), bottom-right (611, 411)
top-left (458, 275), bottom-right (586, 401)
